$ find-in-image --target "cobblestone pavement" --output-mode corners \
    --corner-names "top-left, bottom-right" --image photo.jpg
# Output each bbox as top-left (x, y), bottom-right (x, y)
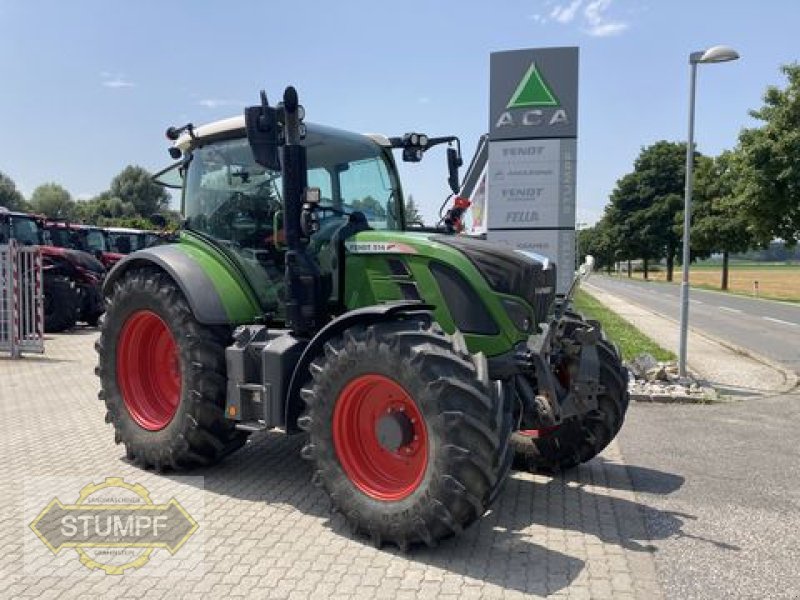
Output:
top-left (1, 331), bottom-right (663, 599)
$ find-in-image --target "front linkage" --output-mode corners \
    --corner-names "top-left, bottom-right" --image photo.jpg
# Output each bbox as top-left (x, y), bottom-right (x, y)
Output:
top-left (517, 257), bottom-right (602, 426)
top-left (510, 258), bottom-right (630, 472)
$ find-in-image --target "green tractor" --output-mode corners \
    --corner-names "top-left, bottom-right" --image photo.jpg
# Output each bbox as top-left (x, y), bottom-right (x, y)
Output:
top-left (96, 87), bottom-right (628, 549)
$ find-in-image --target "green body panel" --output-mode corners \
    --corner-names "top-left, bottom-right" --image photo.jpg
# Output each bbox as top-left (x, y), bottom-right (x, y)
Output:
top-left (343, 230), bottom-right (530, 358)
top-left (172, 229), bottom-right (532, 358)
top-left (178, 231), bottom-right (263, 323)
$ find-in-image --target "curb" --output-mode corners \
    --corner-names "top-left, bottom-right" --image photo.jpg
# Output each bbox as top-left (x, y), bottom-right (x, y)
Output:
top-left (584, 282), bottom-right (799, 398)
top-left (629, 392), bottom-right (716, 405)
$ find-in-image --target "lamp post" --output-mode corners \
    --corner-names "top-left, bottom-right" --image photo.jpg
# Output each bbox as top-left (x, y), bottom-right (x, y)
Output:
top-left (678, 45), bottom-right (740, 377)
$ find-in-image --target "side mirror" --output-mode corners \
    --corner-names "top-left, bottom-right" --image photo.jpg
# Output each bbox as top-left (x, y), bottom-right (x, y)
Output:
top-left (447, 146), bottom-right (463, 195)
top-left (150, 213), bottom-right (167, 229)
top-left (244, 90), bottom-right (282, 171)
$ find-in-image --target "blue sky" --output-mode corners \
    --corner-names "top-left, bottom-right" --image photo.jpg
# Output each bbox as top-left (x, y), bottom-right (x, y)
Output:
top-left (0, 0), bottom-right (797, 225)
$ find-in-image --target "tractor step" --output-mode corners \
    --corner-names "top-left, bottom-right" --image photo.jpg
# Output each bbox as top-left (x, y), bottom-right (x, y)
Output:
top-left (235, 421), bottom-right (269, 432)
top-left (225, 325), bottom-right (307, 430)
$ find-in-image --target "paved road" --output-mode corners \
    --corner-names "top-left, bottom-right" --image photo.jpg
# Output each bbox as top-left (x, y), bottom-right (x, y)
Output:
top-left (618, 393), bottom-right (800, 600)
top-left (589, 276), bottom-right (800, 374)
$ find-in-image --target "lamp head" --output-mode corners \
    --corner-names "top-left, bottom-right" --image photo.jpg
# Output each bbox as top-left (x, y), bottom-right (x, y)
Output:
top-left (690, 45), bottom-right (740, 64)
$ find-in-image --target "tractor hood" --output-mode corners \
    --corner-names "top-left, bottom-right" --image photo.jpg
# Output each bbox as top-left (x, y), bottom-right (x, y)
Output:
top-left (431, 235), bottom-right (557, 325)
top-left (40, 245), bottom-right (106, 274)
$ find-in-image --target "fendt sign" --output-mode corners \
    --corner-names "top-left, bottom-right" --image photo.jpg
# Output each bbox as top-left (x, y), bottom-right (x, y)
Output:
top-left (487, 47), bottom-right (579, 293)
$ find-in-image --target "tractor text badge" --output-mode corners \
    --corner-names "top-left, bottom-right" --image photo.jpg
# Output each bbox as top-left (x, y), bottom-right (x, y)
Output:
top-left (489, 47), bottom-right (579, 140)
top-left (29, 477), bottom-right (199, 575)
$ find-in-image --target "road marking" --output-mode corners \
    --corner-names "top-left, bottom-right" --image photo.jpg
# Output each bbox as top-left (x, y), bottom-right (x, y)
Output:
top-left (691, 299), bottom-right (704, 305)
top-left (762, 316), bottom-right (800, 327)
top-left (719, 306), bottom-right (742, 314)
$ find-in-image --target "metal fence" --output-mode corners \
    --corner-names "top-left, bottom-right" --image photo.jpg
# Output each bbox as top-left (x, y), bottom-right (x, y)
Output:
top-left (1, 240), bottom-right (45, 358)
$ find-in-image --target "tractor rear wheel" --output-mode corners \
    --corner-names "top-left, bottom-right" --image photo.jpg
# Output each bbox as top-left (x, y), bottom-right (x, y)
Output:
top-left (512, 317), bottom-right (629, 473)
top-left (299, 315), bottom-right (512, 549)
top-left (96, 268), bottom-right (247, 470)
top-left (43, 276), bottom-right (78, 332)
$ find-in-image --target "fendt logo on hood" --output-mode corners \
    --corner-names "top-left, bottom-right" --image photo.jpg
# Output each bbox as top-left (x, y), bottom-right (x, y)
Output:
top-left (496, 61), bottom-right (569, 130)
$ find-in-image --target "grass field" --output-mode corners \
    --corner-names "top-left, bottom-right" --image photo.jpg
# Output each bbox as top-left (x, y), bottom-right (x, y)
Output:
top-left (626, 264), bottom-right (800, 302)
top-left (573, 289), bottom-right (675, 363)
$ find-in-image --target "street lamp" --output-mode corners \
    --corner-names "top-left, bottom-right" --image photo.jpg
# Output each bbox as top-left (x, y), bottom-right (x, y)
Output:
top-left (678, 45), bottom-right (740, 377)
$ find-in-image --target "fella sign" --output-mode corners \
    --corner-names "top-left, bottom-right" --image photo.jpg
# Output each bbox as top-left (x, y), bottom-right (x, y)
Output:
top-left (487, 47), bottom-right (579, 293)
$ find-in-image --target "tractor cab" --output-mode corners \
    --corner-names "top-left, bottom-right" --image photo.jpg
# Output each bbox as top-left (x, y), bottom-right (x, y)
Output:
top-left (44, 221), bottom-right (124, 268)
top-left (0, 208), bottom-right (47, 246)
top-left (156, 119), bottom-right (408, 321)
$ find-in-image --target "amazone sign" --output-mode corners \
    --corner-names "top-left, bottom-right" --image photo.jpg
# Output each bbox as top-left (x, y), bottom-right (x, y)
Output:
top-left (489, 47), bottom-right (579, 140)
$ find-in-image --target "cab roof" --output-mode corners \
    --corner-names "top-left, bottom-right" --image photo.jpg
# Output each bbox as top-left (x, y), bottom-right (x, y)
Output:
top-left (174, 115), bottom-right (391, 151)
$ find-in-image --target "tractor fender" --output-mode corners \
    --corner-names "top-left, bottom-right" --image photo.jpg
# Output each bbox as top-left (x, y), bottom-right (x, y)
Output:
top-left (284, 302), bottom-right (434, 432)
top-left (104, 245), bottom-right (239, 325)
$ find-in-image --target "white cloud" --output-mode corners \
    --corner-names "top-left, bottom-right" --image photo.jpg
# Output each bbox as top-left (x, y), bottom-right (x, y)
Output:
top-left (198, 98), bottom-right (243, 109)
top-left (550, 0), bottom-right (583, 24)
top-left (530, 0), bottom-right (629, 37)
top-left (583, 0), bottom-right (629, 37)
top-left (101, 72), bottom-right (135, 89)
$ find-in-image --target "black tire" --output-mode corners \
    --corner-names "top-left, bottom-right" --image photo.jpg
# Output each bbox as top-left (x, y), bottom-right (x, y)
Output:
top-left (299, 315), bottom-right (513, 549)
top-left (84, 311), bottom-right (103, 327)
top-left (96, 268), bottom-right (248, 470)
top-left (512, 316), bottom-right (629, 473)
top-left (43, 276), bottom-right (78, 332)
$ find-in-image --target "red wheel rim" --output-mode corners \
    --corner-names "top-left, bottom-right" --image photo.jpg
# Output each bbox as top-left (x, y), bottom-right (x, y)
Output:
top-left (333, 374), bottom-right (428, 501)
top-left (518, 426), bottom-right (560, 438)
top-left (117, 310), bottom-right (181, 431)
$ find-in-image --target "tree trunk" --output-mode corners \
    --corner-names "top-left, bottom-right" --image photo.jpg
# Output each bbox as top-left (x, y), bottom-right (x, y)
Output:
top-left (627, 260), bottom-right (632, 278)
top-left (721, 251), bottom-right (729, 290)
top-left (643, 258), bottom-right (649, 280)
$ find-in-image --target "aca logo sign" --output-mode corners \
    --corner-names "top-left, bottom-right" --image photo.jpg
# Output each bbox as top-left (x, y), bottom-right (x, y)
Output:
top-left (489, 47), bottom-right (578, 140)
top-left (506, 62), bottom-right (560, 108)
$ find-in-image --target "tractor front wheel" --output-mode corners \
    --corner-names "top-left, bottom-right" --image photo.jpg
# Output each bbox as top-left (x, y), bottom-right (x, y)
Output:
top-left (299, 315), bottom-right (512, 549)
top-left (96, 268), bottom-right (247, 470)
top-left (43, 276), bottom-right (78, 332)
top-left (512, 320), bottom-right (629, 473)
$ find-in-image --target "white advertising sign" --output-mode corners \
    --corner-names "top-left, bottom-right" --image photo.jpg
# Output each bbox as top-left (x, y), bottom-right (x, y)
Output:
top-left (487, 229), bottom-right (576, 293)
top-left (486, 139), bottom-right (576, 229)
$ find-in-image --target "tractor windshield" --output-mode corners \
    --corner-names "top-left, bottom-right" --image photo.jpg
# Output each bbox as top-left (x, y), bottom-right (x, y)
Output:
top-left (84, 229), bottom-right (108, 253)
top-left (9, 216), bottom-right (45, 246)
top-left (182, 126), bottom-right (403, 313)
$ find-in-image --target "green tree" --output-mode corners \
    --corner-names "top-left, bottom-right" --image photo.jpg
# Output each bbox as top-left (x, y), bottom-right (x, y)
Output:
top-left (692, 151), bottom-right (754, 290)
top-left (110, 165), bottom-right (170, 218)
top-left (404, 194), bottom-right (422, 225)
top-left (29, 183), bottom-right (75, 219)
top-left (737, 63), bottom-right (800, 245)
top-left (605, 170), bottom-right (664, 279)
top-left (578, 220), bottom-right (615, 272)
top-left (0, 171), bottom-right (27, 211)
top-left (605, 141), bottom-right (701, 281)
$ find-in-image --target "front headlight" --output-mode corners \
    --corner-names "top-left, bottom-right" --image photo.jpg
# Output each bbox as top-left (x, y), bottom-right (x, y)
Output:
top-left (501, 298), bottom-right (534, 334)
